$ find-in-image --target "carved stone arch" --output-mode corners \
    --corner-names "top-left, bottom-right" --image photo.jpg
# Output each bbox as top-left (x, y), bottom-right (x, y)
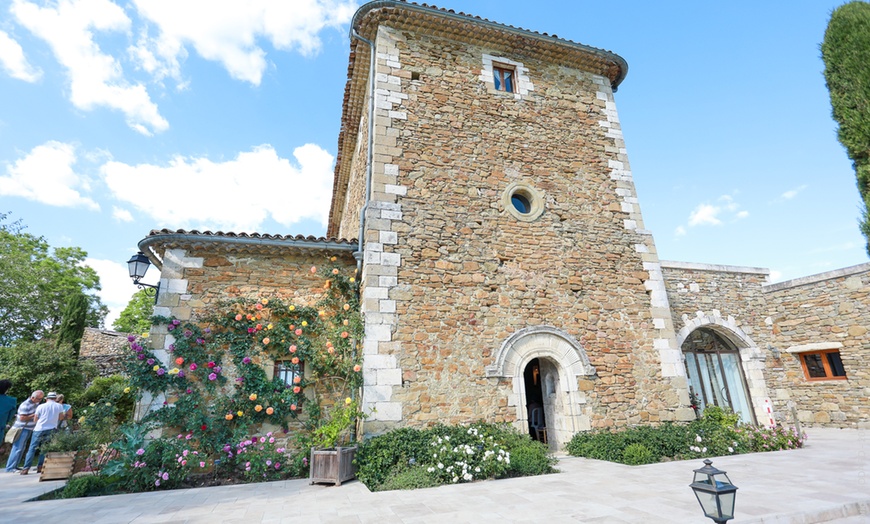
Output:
top-left (486, 326), bottom-right (595, 450)
top-left (486, 325), bottom-right (596, 380)
top-left (676, 312), bottom-right (772, 426)
top-left (675, 312), bottom-right (757, 350)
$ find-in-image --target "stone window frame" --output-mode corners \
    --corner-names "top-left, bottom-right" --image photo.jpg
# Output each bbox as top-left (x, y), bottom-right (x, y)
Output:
top-left (502, 181), bottom-right (545, 222)
top-left (480, 54), bottom-right (534, 99)
top-left (797, 349), bottom-right (847, 382)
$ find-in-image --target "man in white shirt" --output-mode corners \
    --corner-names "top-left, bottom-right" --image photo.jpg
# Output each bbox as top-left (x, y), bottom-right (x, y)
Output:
top-left (20, 391), bottom-right (65, 475)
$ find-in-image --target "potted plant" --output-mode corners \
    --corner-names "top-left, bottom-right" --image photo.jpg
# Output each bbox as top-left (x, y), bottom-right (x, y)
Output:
top-left (39, 431), bottom-right (90, 481)
top-left (309, 399), bottom-right (362, 486)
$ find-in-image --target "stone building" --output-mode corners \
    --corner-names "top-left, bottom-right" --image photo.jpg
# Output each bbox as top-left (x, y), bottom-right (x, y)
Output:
top-left (136, 1), bottom-right (869, 448)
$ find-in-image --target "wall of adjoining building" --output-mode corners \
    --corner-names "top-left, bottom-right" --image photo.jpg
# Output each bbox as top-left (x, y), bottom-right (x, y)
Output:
top-left (764, 263), bottom-right (870, 428)
top-left (80, 327), bottom-right (131, 377)
top-left (662, 260), bottom-right (870, 429)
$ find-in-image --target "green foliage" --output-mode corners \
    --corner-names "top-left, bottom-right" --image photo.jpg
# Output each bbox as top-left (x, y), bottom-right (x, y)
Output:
top-left (112, 289), bottom-right (155, 334)
top-left (622, 443), bottom-right (655, 466)
top-left (378, 466), bottom-right (440, 491)
top-left (76, 378), bottom-right (136, 447)
top-left (57, 292), bottom-right (89, 356)
top-left (567, 407), bottom-right (804, 465)
top-left (61, 474), bottom-right (116, 499)
top-left (0, 339), bottom-right (97, 401)
top-left (355, 423), bottom-right (555, 491)
top-left (822, 1), bottom-right (870, 255)
top-left (0, 216), bottom-right (107, 345)
top-left (42, 430), bottom-right (92, 453)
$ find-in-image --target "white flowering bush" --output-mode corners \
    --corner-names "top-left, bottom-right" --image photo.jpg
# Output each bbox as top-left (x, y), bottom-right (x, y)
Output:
top-left (425, 426), bottom-right (511, 484)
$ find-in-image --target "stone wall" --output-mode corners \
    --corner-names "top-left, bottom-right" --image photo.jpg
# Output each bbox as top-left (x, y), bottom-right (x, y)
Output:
top-left (354, 25), bottom-right (692, 441)
top-left (662, 260), bottom-right (870, 429)
top-left (661, 261), bottom-right (774, 425)
top-left (79, 327), bottom-right (131, 377)
top-left (764, 263), bottom-right (870, 428)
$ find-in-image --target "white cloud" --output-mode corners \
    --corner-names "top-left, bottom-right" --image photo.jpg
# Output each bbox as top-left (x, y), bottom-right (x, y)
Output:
top-left (112, 206), bottom-right (134, 222)
top-left (688, 204), bottom-right (722, 226)
top-left (101, 143), bottom-right (333, 231)
top-left (85, 257), bottom-right (156, 328)
top-left (769, 270), bottom-right (782, 283)
top-left (674, 225), bottom-right (686, 237)
top-left (0, 30), bottom-right (42, 81)
top-left (686, 194), bottom-right (749, 228)
top-left (780, 185), bottom-right (808, 201)
top-left (0, 141), bottom-right (99, 209)
top-left (12, 0), bottom-right (168, 135)
top-left (130, 0), bottom-right (357, 85)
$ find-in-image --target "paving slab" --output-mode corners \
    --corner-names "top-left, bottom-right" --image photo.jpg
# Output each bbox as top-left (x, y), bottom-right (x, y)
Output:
top-left (0, 428), bottom-right (867, 523)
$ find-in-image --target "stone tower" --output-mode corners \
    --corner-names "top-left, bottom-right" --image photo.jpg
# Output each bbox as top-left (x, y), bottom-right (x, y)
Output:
top-left (328, 1), bottom-right (695, 447)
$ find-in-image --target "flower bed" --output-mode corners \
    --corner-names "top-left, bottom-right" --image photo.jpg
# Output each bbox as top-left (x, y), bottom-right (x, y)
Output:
top-left (565, 407), bottom-right (806, 465)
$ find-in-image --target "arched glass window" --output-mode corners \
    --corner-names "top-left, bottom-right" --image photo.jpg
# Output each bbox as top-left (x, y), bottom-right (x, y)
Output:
top-left (682, 328), bottom-right (755, 424)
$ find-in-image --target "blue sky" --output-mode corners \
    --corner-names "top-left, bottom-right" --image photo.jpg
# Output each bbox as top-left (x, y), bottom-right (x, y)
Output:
top-left (0, 0), bottom-right (866, 326)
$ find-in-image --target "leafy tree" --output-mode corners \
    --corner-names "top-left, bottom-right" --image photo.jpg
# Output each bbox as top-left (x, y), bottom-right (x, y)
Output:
top-left (57, 292), bottom-right (90, 356)
top-left (0, 214), bottom-right (107, 346)
top-left (112, 289), bottom-right (155, 334)
top-left (0, 339), bottom-right (97, 401)
top-left (821, 1), bottom-right (870, 255)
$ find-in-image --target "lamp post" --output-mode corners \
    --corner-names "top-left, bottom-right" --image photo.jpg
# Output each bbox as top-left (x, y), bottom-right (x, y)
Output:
top-left (690, 459), bottom-right (738, 524)
top-left (126, 251), bottom-right (160, 302)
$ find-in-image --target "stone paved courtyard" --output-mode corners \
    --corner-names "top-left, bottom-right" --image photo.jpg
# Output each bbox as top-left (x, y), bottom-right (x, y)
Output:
top-left (0, 428), bottom-right (867, 523)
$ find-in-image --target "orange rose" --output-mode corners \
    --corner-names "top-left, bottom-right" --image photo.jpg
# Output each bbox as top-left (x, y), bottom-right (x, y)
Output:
top-left (290, 404), bottom-right (297, 411)
top-left (175, 357), bottom-right (184, 366)
top-left (293, 386), bottom-right (301, 394)
top-left (295, 329), bottom-right (302, 336)
top-left (266, 407), bottom-right (274, 415)
top-left (255, 404), bottom-right (263, 412)
top-left (256, 324), bottom-right (262, 330)
top-left (262, 337), bottom-right (270, 345)
top-left (353, 365), bottom-right (361, 372)
top-left (235, 314), bottom-right (243, 321)
top-left (343, 304), bottom-right (350, 311)
top-left (293, 376), bottom-right (301, 384)
top-left (327, 347), bottom-right (334, 354)
top-left (225, 414), bottom-right (233, 420)
top-left (289, 345), bottom-right (297, 353)
top-left (341, 331), bottom-right (349, 338)
top-left (310, 266), bottom-right (317, 273)
top-left (249, 393), bottom-right (257, 401)
top-left (332, 268), bottom-right (339, 275)
top-left (291, 357), bottom-right (299, 365)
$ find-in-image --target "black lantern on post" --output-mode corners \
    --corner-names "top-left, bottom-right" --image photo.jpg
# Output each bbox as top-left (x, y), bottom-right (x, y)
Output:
top-left (690, 459), bottom-right (738, 524)
top-left (126, 251), bottom-right (160, 302)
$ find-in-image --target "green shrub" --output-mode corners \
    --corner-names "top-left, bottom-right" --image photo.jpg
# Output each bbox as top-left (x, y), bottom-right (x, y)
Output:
top-left (622, 443), bottom-right (655, 465)
top-left (42, 430), bottom-right (92, 453)
top-left (61, 474), bottom-right (116, 499)
top-left (356, 422), bottom-right (556, 491)
top-left (378, 465), bottom-right (440, 491)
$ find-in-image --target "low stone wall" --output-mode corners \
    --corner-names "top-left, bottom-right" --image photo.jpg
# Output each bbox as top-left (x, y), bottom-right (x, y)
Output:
top-left (79, 327), bottom-right (131, 377)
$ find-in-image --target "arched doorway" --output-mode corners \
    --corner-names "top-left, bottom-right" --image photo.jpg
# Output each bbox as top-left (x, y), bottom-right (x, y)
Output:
top-left (486, 326), bottom-right (596, 449)
top-left (682, 328), bottom-right (755, 424)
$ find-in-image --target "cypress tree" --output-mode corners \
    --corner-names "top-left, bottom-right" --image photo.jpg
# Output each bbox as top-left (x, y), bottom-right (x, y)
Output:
top-left (56, 292), bottom-right (89, 356)
top-left (821, 1), bottom-right (870, 256)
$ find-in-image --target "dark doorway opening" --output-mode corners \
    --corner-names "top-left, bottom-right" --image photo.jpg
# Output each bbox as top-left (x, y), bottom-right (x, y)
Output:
top-left (524, 358), bottom-right (547, 442)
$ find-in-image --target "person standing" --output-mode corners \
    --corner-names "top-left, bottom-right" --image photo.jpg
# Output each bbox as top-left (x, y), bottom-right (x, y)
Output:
top-left (20, 391), bottom-right (65, 475)
top-left (56, 394), bottom-right (72, 430)
top-left (4, 390), bottom-right (43, 473)
top-left (0, 380), bottom-right (16, 444)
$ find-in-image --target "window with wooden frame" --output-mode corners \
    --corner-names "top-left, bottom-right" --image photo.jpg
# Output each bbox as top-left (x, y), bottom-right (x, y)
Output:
top-left (799, 349), bottom-right (846, 381)
top-left (274, 360), bottom-right (304, 387)
top-left (492, 64), bottom-right (515, 93)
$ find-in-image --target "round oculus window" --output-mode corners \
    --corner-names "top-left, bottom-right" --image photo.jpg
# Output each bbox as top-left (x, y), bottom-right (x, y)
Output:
top-left (502, 182), bottom-right (544, 222)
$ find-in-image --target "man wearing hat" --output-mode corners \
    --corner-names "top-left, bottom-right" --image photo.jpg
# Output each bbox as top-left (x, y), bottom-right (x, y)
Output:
top-left (20, 391), bottom-right (65, 475)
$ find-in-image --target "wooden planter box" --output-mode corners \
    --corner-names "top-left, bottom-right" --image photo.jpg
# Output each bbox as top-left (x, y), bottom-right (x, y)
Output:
top-left (40, 451), bottom-right (76, 481)
top-left (309, 446), bottom-right (357, 486)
